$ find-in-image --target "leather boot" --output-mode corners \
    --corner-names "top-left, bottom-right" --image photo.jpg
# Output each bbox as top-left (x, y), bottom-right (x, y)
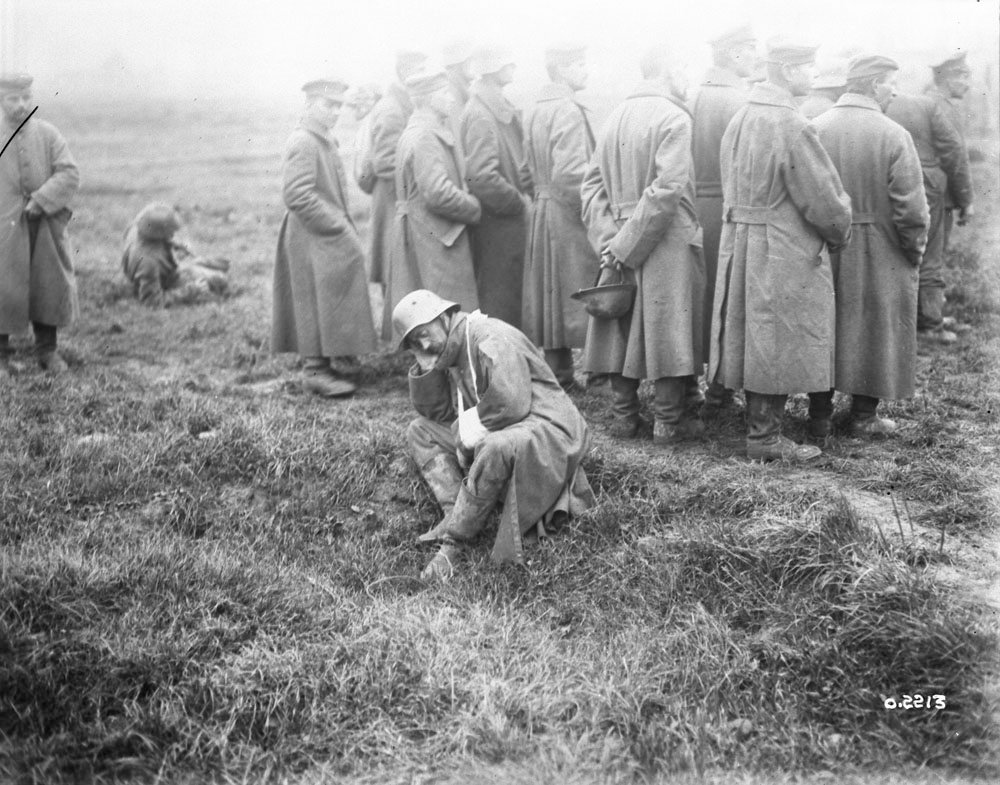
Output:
top-left (849, 394), bottom-right (896, 436)
top-left (301, 356), bottom-right (356, 398)
top-left (745, 391), bottom-right (821, 461)
top-left (609, 374), bottom-right (641, 438)
top-left (807, 389), bottom-right (834, 439)
top-left (420, 453), bottom-right (463, 516)
top-left (0, 336), bottom-right (11, 381)
top-left (653, 376), bottom-right (704, 445)
top-left (544, 348), bottom-right (577, 391)
top-left (418, 481), bottom-right (496, 543)
top-left (34, 323), bottom-right (67, 374)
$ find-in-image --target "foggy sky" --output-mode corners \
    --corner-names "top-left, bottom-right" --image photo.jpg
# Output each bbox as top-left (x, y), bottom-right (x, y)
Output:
top-left (2, 0), bottom-right (998, 100)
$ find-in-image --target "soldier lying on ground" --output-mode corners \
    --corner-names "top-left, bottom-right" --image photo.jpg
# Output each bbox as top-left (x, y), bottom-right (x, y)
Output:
top-left (122, 202), bottom-right (230, 307)
top-left (393, 289), bottom-right (595, 583)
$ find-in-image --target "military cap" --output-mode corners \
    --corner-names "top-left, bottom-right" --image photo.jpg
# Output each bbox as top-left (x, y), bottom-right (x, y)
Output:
top-left (0, 72), bottom-right (33, 92)
top-left (812, 57), bottom-right (848, 89)
top-left (764, 37), bottom-right (819, 66)
top-left (404, 69), bottom-right (450, 97)
top-left (709, 24), bottom-right (756, 51)
top-left (396, 49), bottom-right (429, 74)
top-left (931, 50), bottom-right (969, 74)
top-left (846, 54), bottom-right (899, 81)
top-left (301, 77), bottom-right (349, 101)
top-left (474, 46), bottom-right (516, 76)
top-left (442, 39), bottom-right (475, 67)
top-left (545, 43), bottom-right (587, 69)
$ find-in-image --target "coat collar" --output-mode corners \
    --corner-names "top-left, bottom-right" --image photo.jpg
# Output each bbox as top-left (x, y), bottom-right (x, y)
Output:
top-left (471, 80), bottom-right (516, 123)
top-left (834, 93), bottom-right (883, 112)
top-left (436, 311), bottom-right (469, 369)
top-left (748, 81), bottom-right (798, 110)
top-left (388, 80), bottom-right (413, 113)
top-left (701, 66), bottom-right (745, 89)
top-left (410, 106), bottom-right (456, 146)
top-left (300, 116), bottom-right (334, 145)
top-left (627, 80), bottom-right (692, 117)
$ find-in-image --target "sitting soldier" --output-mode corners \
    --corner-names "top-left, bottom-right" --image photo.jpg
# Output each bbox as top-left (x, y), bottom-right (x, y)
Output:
top-left (393, 289), bottom-right (595, 582)
top-left (122, 202), bottom-right (230, 307)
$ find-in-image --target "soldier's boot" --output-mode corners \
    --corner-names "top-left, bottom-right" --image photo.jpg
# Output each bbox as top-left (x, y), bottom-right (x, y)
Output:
top-left (917, 287), bottom-right (956, 343)
top-left (653, 376), bottom-right (704, 446)
top-left (0, 335), bottom-right (11, 381)
top-left (33, 323), bottom-right (67, 374)
top-left (702, 380), bottom-right (736, 418)
top-left (418, 481), bottom-right (499, 583)
top-left (330, 355), bottom-right (363, 381)
top-left (609, 374), bottom-right (642, 438)
top-left (807, 389), bottom-right (834, 439)
top-left (420, 453), bottom-right (463, 519)
top-left (849, 394), bottom-right (896, 436)
top-left (745, 391), bottom-right (821, 462)
top-left (301, 356), bottom-right (356, 398)
top-left (545, 348), bottom-right (577, 391)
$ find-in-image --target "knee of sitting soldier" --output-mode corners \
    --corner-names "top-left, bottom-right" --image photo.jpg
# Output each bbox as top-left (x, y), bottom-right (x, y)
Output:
top-left (474, 427), bottom-right (532, 467)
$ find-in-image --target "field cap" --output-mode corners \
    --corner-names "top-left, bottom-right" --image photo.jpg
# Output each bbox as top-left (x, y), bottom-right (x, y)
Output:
top-left (846, 54), bottom-right (899, 81)
top-left (709, 24), bottom-right (756, 51)
top-left (765, 37), bottom-right (819, 66)
top-left (405, 69), bottom-right (450, 97)
top-left (302, 77), bottom-right (349, 102)
top-left (0, 72), bottom-right (33, 92)
top-left (442, 39), bottom-right (475, 67)
top-left (812, 57), bottom-right (848, 89)
top-left (545, 43), bottom-right (587, 69)
top-left (931, 50), bottom-right (969, 74)
top-left (474, 46), bottom-right (516, 76)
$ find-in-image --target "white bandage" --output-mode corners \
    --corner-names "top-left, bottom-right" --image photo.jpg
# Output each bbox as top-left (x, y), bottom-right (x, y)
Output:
top-left (458, 405), bottom-right (489, 451)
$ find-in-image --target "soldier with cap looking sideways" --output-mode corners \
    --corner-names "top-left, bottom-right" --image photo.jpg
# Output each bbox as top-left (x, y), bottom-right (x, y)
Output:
top-left (691, 25), bottom-right (757, 415)
top-left (0, 72), bottom-right (80, 378)
top-left (460, 46), bottom-right (533, 329)
top-left (393, 289), bottom-right (594, 582)
top-left (708, 39), bottom-right (853, 462)
top-left (798, 57), bottom-right (848, 120)
top-left (368, 50), bottom-right (428, 318)
top-left (382, 69), bottom-right (481, 332)
top-left (809, 54), bottom-right (929, 438)
top-left (272, 77), bottom-right (376, 398)
top-left (581, 45), bottom-right (707, 447)
top-left (522, 44), bottom-right (599, 390)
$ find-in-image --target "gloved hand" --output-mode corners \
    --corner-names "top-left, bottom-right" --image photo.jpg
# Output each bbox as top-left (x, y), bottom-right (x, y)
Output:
top-left (458, 405), bottom-right (488, 451)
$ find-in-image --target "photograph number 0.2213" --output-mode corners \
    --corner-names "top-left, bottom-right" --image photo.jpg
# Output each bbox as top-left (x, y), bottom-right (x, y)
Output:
top-left (883, 695), bottom-right (948, 710)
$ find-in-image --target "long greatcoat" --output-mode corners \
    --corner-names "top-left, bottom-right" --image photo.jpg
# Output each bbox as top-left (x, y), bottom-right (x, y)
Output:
top-left (0, 117), bottom-right (80, 333)
top-left (522, 83), bottom-right (599, 350)
top-left (382, 108), bottom-right (481, 335)
top-left (408, 311), bottom-right (594, 564)
top-left (272, 117), bottom-right (376, 358)
top-left (367, 82), bottom-right (413, 286)
top-left (814, 94), bottom-right (929, 400)
top-left (709, 81), bottom-right (852, 394)
top-left (460, 80), bottom-right (533, 328)
top-left (580, 81), bottom-right (705, 380)
top-left (691, 66), bottom-right (748, 357)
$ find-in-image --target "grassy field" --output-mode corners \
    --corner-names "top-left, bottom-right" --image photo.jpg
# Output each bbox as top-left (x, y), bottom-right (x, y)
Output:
top-left (0, 98), bottom-right (998, 784)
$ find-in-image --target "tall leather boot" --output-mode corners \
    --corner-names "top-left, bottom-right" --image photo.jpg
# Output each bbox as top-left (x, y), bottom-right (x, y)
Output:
top-left (609, 374), bottom-right (641, 438)
top-left (418, 480), bottom-right (497, 543)
top-left (544, 348), bottom-right (576, 390)
top-left (33, 322), bottom-right (67, 374)
top-left (420, 453), bottom-right (463, 516)
top-left (745, 391), bottom-right (820, 462)
top-left (653, 376), bottom-right (705, 445)
top-left (850, 394), bottom-right (895, 436)
top-left (301, 356), bottom-right (355, 398)
top-left (807, 389), bottom-right (834, 438)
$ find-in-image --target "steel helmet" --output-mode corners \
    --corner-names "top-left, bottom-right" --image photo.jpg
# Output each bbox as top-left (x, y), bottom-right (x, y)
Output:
top-left (392, 289), bottom-right (459, 350)
top-left (136, 202), bottom-right (181, 241)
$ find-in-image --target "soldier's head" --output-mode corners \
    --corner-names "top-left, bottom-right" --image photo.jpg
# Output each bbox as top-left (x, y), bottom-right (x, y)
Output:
top-left (475, 46), bottom-right (516, 87)
top-left (0, 73), bottom-right (34, 125)
top-left (932, 51), bottom-right (971, 99)
top-left (396, 50), bottom-right (429, 83)
top-left (709, 25), bottom-right (757, 79)
top-left (347, 83), bottom-right (381, 121)
top-left (845, 55), bottom-right (899, 111)
top-left (393, 290), bottom-right (461, 371)
top-left (302, 77), bottom-right (348, 129)
top-left (545, 45), bottom-right (588, 92)
top-left (406, 69), bottom-right (455, 119)
top-left (811, 57), bottom-right (848, 100)
top-left (764, 39), bottom-right (818, 97)
top-left (442, 39), bottom-right (476, 84)
top-left (639, 45), bottom-right (688, 101)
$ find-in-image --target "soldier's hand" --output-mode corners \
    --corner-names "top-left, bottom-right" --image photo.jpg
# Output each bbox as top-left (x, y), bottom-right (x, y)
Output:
top-left (24, 198), bottom-right (43, 219)
top-left (958, 205), bottom-right (974, 226)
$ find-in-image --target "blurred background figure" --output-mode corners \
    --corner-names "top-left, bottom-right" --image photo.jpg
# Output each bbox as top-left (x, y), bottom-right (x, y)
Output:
top-left (349, 82), bottom-right (383, 197)
top-left (121, 202), bottom-right (230, 307)
top-left (798, 56), bottom-right (848, 119)
top-left (369, 50), bottom-right (428, 322)
top-left (691, 24), bottom-right (757, 416)
top-left (442, 38), bottom-right (476, 134)
top-left (522, 43), bottom-right (598, 390)
top-left (461, 45), bottom-right (533, 329)
top-left (0, 72), bottom-right (80, 377)
top-left (272, 77), bottom-right (375, 398)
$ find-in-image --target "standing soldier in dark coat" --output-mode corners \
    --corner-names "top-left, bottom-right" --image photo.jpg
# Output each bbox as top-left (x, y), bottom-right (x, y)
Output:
top-left (709, 40), bottom-right (853, 462)
top-left (393, 289), bottom-right (594, 582)
top-left (798, 58), bottom-right (847, 120)
top-left (885, 53), bottom-right (972, 344)
top-left (522, 44), bottom-right (599, 389)
top-left (0, 73), bottom-right (80, 377)
top-left (460, 46), bottom-right (533, 329)
top-left (272, 78), bottom-right (376, 398)
top-left (691, 25), bottom-right (756, 414)
top-left (383, 70), bottom-right (481, 329)
top-left (581, 46), bottom-right (707, 446)
top-left (368, 50), bottom-right (427, 311)
top-left (810, 55), bottom-right (929, 437)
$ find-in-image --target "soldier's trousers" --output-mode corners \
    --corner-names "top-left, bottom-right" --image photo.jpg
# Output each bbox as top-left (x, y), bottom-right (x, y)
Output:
top-left (918, 189), bottom-right (947, 331)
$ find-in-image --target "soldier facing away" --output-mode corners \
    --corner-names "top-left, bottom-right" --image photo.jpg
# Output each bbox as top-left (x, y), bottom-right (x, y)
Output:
top-left (581, 45), bottom-right (707, 447)
top-left (798, 57), bottom-right (848, 120)
top-left (708, 39), bottom-right (853, 462)
top-left (0, 73), bottom-right (80, 378)
top-left (809, 55), bottom-right (929, 438)
top-left (522, 44), bottom-right (599, 389)
top-left (394, 289), bottom-right (594, 582)
top-left (272, 78), bottom-right (376, 398)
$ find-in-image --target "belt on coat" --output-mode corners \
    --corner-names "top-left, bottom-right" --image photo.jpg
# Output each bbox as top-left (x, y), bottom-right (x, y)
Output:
top-left (850, 212), bottom-right (876, 224)
top-left (725, 205), bottom-right (772, 224)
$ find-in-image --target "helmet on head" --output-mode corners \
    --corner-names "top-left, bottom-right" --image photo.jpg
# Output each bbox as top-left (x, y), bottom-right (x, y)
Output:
top-left (392, 289), bottom-right (459, 350)
top-left (136, 202), bottom-right (182, 241)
